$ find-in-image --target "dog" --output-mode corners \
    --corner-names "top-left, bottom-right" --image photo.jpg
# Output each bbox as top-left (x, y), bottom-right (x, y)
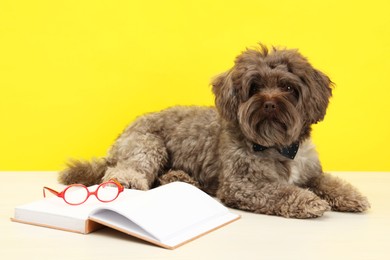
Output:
top-left (59, 44), bottom-right (370, 218)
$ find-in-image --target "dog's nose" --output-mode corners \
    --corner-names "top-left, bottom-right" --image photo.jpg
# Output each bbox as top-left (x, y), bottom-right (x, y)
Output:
top-left (263, 101), bottom-right (277, 113)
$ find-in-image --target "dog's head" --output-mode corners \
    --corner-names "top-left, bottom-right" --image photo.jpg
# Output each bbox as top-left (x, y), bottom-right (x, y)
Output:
top-left (212, 44), bottom-right (332, 147)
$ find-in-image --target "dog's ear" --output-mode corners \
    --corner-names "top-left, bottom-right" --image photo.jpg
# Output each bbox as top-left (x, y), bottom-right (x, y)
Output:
top-left (212, 70), bottom-right (239, 121)
top-left (271, 48), bottom-right (333, 124)
top-left (302, 68), bottom-right (333, 124)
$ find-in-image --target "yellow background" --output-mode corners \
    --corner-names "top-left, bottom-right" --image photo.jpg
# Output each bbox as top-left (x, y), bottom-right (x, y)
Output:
top-left (1, 0), bottom-right (389, 171)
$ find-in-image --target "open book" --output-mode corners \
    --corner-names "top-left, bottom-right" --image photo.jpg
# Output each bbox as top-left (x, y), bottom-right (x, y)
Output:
top-left (11, 182), bottom-right (240, 249)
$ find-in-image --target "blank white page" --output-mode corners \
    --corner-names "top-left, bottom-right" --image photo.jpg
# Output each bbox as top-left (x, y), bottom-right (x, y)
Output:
top-left (90, 182), bottom-right (231, 241)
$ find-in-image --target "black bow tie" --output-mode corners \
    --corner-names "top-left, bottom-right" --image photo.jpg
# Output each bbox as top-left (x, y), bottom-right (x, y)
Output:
top-left (252, 142), bottom-right (300, 160)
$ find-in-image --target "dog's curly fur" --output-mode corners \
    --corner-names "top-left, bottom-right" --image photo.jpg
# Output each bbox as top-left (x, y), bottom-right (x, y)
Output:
top-left (59, 44), bottom-right (370, 218)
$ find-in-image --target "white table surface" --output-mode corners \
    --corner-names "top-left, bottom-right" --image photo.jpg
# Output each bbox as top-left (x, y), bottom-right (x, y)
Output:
top-left (1, 171), bottom-right (389, 260)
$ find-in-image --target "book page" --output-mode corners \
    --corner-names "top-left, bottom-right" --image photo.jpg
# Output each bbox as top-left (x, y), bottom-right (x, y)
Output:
top-left (162, 212), bottom-right (239, 248)
top-left (91, 210), bottom-right (156, 239)
top-left (89, 182), bottom-right (233, 242)
top-left (90, 209), bottom-right (239, 249)
top-left (13, 186), bottom-right (144, 233)
top-left (15, 186), bottom-right (106, 220)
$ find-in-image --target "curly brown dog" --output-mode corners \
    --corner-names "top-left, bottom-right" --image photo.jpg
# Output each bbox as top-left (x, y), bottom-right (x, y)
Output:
top-left (59, 44), bottom-right (370, 218)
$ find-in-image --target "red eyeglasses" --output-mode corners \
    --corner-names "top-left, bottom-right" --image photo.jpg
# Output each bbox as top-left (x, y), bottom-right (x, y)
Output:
top-left (43, 179), bottom-right (124, 205)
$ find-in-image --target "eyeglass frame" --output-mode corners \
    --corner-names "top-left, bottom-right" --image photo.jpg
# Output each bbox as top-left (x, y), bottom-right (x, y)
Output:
top-left (43, 179), bottom-right (124, 206)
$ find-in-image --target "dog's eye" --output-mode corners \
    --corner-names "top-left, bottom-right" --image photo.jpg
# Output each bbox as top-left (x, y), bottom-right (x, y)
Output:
top-left (280, 82), bottom-right (300, 99)
top-left (281, 83), bottom-right (295, 93)
top-left (249, 83), bottom-right (260, 97)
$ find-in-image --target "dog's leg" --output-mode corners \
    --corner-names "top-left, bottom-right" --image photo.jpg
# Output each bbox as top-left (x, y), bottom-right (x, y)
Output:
top-left (306, 173), bottom-right (370, 212)
top-left (102, 132), bottom-right (168, 190)
top-left (217, 181), bottom-right (330, 218)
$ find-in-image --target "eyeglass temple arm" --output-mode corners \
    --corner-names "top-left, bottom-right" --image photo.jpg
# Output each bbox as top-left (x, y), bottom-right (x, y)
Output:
top-left (43, 187), bottom-right (60, 198)
top-left (110, 179), bottom-right (124, 191)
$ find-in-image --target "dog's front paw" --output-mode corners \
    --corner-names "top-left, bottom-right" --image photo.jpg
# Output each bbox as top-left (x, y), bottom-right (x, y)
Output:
top-left (280, 189), bottom-right (331, 218)
top-left (310, 173), bottom-right (371, 212)
top-left (299, 198), bottom-right (331, 218)
top-left (159, 170), bottom-right (200, 188)
top-left (103, 168), bottom-right (150, 190)
top-left (327, 193), bottom-right (370, 212)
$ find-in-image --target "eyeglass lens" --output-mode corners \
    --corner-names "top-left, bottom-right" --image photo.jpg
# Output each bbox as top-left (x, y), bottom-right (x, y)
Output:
top-left (64, 185), bottom-right (89, 205)
top-left (97, 183), bottom-right (120, 202)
